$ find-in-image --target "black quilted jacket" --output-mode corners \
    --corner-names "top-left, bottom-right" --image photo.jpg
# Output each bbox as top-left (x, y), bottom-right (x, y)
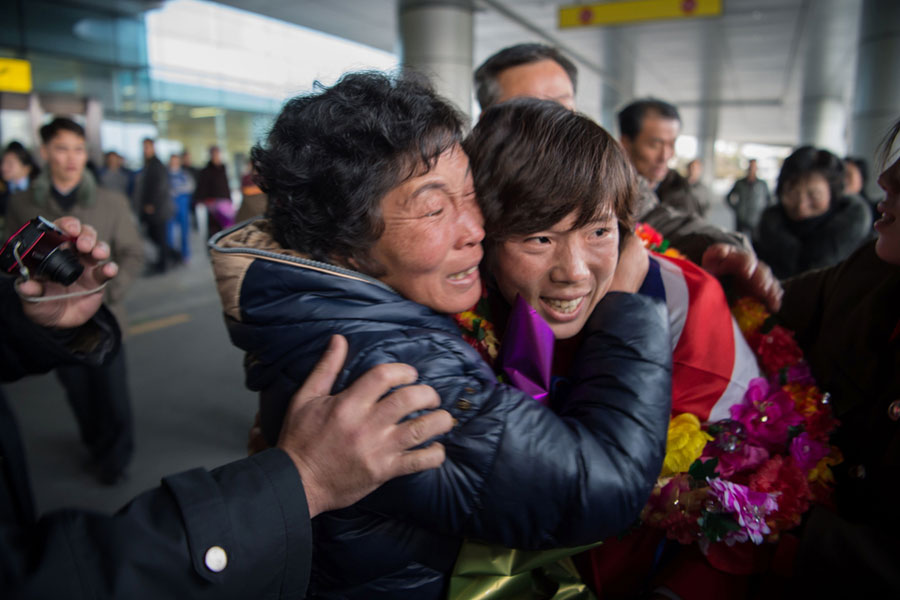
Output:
top-left (210, 220), bottom-right (673, 599)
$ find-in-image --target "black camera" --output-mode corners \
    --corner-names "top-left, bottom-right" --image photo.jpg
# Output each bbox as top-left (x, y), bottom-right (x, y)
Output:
top-left (0, 216), bottom-right (84, 286)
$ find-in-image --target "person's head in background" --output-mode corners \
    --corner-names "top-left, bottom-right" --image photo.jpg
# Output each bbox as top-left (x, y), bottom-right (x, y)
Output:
top-left (874, 119), bottom-right (900, 265)
top-left (39, 117), bottom-right (87, 194)
top-left (842, 156), bottom-right (869, 198)
top-left (464, 98), bottom-right (637, 340)
top-left (2, 141), bottom-right (39, 189)
top-left (747, 158), bottom-right (759, 180)
top-left (168, 154), bottom-right (182, 173)
top-left (180, 149), bottom-right (193, 167)
top-left (617, 98), bottom-right (682, 187)
top-left (142, 138), bottom-right (156, 161)
top-left (209, 146), bottom-right (222, 166)
top-left (104, 151), bottom-right (124, 172)
top-left (474, 43), bottom-right (577, 111)
top-left (687, 158), bottom-right (703, 184)
top-left (776, 146), bottom-right (844, 222)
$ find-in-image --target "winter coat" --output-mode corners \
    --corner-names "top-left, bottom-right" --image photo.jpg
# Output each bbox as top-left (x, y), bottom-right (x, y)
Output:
top-left (209, 220), bottom-right (673, 599)
top-left (5, 170), bottom-right (144, 330)
top-left (752, 196), bottom-right (872, 279)
top-left (194, 162), bottom-right (231, 202)
top-left (635, 175), bottom-right (749, 265)
top-left (134, 156), bottom-right (173, 224)
top-left (778, 240), bottom-right (900, 596)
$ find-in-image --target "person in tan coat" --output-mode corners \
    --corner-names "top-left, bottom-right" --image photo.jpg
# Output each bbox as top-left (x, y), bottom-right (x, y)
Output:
top-left (5, 116), bottom-right (143, 484)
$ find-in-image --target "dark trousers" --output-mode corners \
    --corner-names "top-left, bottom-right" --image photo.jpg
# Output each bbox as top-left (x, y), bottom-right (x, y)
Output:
top-left (146, 220), bottom-right (170, 272)
top-left (55, 346), bottom-right (133, 478)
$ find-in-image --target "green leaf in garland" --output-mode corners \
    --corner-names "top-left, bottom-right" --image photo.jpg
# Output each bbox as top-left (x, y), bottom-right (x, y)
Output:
top-left (698, 511), bottom-right (741, 542)
top-left (688, 457), bottom-right (719, 484)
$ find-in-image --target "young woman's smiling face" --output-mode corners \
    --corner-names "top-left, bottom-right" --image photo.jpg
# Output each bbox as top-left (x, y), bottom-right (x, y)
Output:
top-left (491, 210), bottom-right (619, 339)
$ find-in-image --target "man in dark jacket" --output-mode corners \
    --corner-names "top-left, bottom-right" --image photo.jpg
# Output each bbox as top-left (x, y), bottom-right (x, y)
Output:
top-left (5, 117), bottom-right (144, 485)
top-left (193, 146), bottom-right (232, 237)
top-left (134, 137), bottom-right (172, 273)
top-left (474, 44), bottom-right (762, 275)
top-left (1, 216), bottom-right (452, 599)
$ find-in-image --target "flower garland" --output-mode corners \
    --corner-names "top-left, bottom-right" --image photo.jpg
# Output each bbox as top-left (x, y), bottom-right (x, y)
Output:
top-left (636, 223), bottom-right (841, 547)
top-left (452, 286), bottom-right (500, 366)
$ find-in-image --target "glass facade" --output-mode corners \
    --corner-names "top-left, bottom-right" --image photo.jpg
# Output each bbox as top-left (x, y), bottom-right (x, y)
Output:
top-left (0, 0), bottom-right (396, 181)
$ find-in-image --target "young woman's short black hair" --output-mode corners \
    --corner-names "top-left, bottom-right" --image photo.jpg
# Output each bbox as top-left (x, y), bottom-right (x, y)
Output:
top-left (776, 145), bottom-right (844, 203)
top-left (253, 71), bottom-right (466, 274)
top-left (616, 98), bottom-right (680, 140)
top-left (474, 43), bottom-right (578, 110)
top-left (39, 117), bottom-right (85, 144)
top-left (464, 98), bottom-right (637, 252)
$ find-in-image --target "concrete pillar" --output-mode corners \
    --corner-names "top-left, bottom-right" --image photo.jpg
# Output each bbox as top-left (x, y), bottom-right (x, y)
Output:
top-left (851, 0), bottom-right (900, 197)
top-left (697, 21), bottom-right (721, 186)
top-left (799, 0), bottom-right (854, 155)
top-left (600, 27), bottom-right (634, 134)
top-left (84, 98), bottom-right (104, 168)
top-left (398, 0), bottom-right (474, 117)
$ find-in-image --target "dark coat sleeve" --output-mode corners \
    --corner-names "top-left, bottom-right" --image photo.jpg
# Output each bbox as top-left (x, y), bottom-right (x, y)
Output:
top-left (0, 279), bottom-right (120, 381)
top-left (352, 292), bottom-right (672, 549)
top-left (12, 449), bottom-right (312, 600)
top-left (642, 202), bottom-right (749, 264)
top-left (0, 282), bottom-right (313, 599)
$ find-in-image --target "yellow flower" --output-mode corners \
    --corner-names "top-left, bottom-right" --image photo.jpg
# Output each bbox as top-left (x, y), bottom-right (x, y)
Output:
top-left (661, 413), bottom-right (713, 478)
top-left (732, 297), bottom-right (769, 336)
top-left (785, 382), bottom-right (824, 416)
top-left (808, 447), bottom-right (843, 485)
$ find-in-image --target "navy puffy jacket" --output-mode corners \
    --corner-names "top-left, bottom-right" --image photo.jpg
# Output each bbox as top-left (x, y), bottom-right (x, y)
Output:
top-left (210, 221), bottom-right (672, 599)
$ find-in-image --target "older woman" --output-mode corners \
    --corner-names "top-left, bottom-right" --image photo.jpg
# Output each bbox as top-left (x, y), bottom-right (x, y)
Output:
top-left (209, 72), bottom-right (671, 599)
top-left (753, 146), bottom-right (872, 279)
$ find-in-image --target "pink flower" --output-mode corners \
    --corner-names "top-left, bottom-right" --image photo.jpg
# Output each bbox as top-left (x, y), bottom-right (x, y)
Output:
top-left (789, 432), bottom-right (830, 472)
top-left (781, 362), bottom-right (814, 385)
top-left (703, 440), bottom-right (770, 478)
top-left (730, 378), bottom-right (803, 451)
top-left (708, 478), bottom-right (779, 545)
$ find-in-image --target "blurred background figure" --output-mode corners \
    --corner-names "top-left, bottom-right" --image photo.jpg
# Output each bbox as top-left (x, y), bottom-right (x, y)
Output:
top-left (1, 142), bottom-right (40, 227)
top-left (193, 145), bottom-right (233, 237)
top-left (134, 138), bottom-right (173, 274)
top-left (4, 117), bottom-right (144, 485)
top-left (98, 151), bottom-right (134, 201)
top-left (727, 158), bottom-right (771, 235)
top-left (685, 159), bottom-right (712, 218)
top-left (167, 153), bottom-right (194, 262)
top-left (843, 156), bottom-right (878, 222)
top-left (753, 146), bottom-right (872, 279)
top-left (235, 158), bottom-right (267, 223)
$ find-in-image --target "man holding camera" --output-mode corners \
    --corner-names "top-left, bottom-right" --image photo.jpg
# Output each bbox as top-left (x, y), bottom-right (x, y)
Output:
top-left (1, 216), bottom-right (452, 598)
top-left (5, 117), bottom-right (144, 485)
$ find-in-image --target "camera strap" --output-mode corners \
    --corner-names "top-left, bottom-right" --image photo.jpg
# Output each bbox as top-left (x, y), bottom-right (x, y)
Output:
top-left (14, 279), bottom-right (109, 303)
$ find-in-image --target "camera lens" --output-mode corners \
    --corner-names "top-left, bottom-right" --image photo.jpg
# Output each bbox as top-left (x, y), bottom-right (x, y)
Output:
top-left (38, 246), bottom-right (84, 286)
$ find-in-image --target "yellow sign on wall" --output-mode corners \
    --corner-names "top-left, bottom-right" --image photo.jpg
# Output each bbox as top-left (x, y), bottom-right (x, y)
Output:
top-left (560, 0), bottom-right (722, 28)
top-left (0, 58), bottom-right (33, 94)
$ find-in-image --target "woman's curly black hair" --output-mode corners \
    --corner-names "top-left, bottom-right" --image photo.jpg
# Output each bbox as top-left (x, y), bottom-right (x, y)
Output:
top-left (252, 71), bottom-right (466, 274)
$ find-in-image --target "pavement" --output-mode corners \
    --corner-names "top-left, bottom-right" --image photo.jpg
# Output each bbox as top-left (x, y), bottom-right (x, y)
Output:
top-left (5, 230), bottom-right (258, 515)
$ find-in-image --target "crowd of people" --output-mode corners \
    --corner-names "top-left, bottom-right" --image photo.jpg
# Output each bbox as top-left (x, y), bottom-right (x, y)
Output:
top-left (1, 41), bottom-right (897, 599)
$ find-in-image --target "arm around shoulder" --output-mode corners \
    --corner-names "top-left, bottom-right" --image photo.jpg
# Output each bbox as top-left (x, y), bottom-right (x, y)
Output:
top-left (361, 294), bottom-right (672, 549)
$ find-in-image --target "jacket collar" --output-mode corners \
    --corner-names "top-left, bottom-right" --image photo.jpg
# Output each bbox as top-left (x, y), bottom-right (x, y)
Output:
top-left (30, 169), bottom-right (98, 209)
